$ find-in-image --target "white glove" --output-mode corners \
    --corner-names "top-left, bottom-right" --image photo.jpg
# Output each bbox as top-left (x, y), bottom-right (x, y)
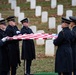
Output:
top-left (1, 37), bottom-right (8, 42)
top-left (16, 31), bottom-right (20, 34)
top-left (52, 37), bottom-right (56, 40)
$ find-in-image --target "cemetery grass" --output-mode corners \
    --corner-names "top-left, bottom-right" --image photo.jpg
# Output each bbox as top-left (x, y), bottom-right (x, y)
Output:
top-left (17, 44), bottom-right (55, 75)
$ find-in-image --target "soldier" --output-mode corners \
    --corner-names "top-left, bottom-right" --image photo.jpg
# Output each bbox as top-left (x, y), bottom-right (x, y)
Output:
top-left (5, 16), bottom-right (21, 75)
top-left (20, 18), bottom-right (35, 75)
top-left (69, 16), bottom-right (76, 75)
top-left (53, 17), bottom-right (73, 75)
top-left (0, 19), bottom-right (10, 75)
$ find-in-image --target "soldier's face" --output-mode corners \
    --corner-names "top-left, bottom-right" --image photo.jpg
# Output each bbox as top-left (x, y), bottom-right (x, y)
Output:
top-left (0, 25), bottom-right (6, 31)
top-left (9, 21), bottom-right (16, 26)
top-left (23, 22), bottom-right (29, 27)
top-left (61, 23), bottom-right (68, 28)
top-left (70, 22), bottom-right (75, 28)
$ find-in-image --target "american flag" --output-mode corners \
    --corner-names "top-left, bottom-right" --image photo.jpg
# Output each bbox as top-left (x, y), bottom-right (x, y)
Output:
top-left (12, 33), bottom-right (58, 40)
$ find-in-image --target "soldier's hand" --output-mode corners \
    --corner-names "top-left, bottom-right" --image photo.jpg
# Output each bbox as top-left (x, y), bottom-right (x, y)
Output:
top-left (7, 37), bottom-right (13, 40)
top-left (1, 37), bottom-right (8, 42)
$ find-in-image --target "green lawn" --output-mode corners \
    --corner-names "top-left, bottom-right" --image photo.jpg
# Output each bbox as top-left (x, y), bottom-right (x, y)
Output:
top-left (16, 45), bottom-right (55, 75)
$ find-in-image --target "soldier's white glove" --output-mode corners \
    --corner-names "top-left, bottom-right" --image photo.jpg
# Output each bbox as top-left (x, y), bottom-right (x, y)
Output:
top-left (1, 37), bottom-right (8, 42)
top-left (52, 37), bottom-right (56, 40)
top-left (16, 31), bottom-right (20, 34)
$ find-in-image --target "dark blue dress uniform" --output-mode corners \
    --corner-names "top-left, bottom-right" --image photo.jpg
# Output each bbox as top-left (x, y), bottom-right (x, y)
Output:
top-left (5, 16), bottom-right (21, 75)
top-left (0, 19), bottom-right (10, 75)
top-left (20, 18), bottom-right (35, 75)
top-left (53, 18), bottom-right (73, 75)
top-left (69, 16), bottom-right (76, 75)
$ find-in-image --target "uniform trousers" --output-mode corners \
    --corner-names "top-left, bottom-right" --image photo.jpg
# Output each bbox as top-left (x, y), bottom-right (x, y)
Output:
top-left (11, 66), bottom-right (17, 75)
top-left (25, 60), bottom-right (32, 75)
top-left (1, 71), bottom-right (9, 75)
top-left (74, 71), bottom-right (76, 75)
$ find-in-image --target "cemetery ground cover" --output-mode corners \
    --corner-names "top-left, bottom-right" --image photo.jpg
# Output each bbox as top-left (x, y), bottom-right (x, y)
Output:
top-left (0, 0), bottom-right (76, 74)
top-left (17, 44), bottom-right (55, 75)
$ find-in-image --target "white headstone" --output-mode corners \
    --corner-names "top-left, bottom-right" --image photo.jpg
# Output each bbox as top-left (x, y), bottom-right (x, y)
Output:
top-left (0, 13), bottom-right (3, 20)
top-left (51, 0), bottom-right (57, 8)
top-left (18, 12), bottom-right (25, 24)
top-left (11, 0), bottom-right (16, 9)
top-left (0, 13), bottom-right (1, 19)
top-left (45, 40), bottom-right (54, 56)
top-left (8, 0), bottom-right (12, 3)
top-left (26, 0), bottom-right (30, 2)
top-left (36, 30), bottom-right (44, 33)
top-left (14, 6), bottom-right (20, 17)
top-left (36, 30), bottom-right (45, 45)
top-left (57, 25), bottom-right (62, 33)
top-left (57, 4), bottom-right (63, 16)
top-left (45, 0), bottom-right (50, 1)
top-left (48, 17), bottom-right (56, 29)
top-left (41, 11), bottom-right (48, 23)
top-left (66, 10), bottom-right (73, 19)
top-left (30, 0), bottom-right (36, 9)
top-left (72, 0), bottom-right (76, 6)
top-left (0, 18), bottom-right (4, 20)
top-left (29, 26), bottom-right (37, 33)
top-left (35, 6), bottom-right (41, 17)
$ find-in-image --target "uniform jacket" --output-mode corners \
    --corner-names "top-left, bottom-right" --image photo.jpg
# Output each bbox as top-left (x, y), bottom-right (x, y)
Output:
top-left (53, 27), bottom-right (73, 73)
top-left (71, 26), bottom-right (76, 71)
top-left (21, 26), bottom-right (35, 60)
top-left (0, 29), bottom-right (10, 73)
top-left (5, 25), bottom-right (20, 66)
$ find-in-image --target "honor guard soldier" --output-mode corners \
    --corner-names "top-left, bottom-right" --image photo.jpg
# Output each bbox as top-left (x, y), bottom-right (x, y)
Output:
top-left (20, 18), bottom-right (36, 75)
top-left (0, 19), bottom-right (10, 75)
top-left (53, 17), bottom-right (73, 75)
top-left (69, 16), bottom-right (76, 75)
top-left (6, 16), bottom-right (21, 75)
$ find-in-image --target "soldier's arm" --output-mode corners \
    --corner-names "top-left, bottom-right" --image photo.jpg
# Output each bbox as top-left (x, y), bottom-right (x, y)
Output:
top-left (53, 31), bottom-right (63, 46)
top-left (0, 37), bottom-right (8, 46)
top-left (6, 28), bottom-right (14, 37)
top-left (72, 29), bottom-right (76, 38)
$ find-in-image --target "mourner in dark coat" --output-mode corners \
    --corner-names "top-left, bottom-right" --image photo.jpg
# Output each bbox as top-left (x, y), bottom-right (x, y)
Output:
top-left (69, 16), bottom-right (76, 75)
top-left (6, 16), bottom-right (21, 75)
top-left (53, 17), bottom-right (73, 75)
top-left (0, 19), bottom-right (10, 75)
top-left (20, 18), bottom-right (35, 75)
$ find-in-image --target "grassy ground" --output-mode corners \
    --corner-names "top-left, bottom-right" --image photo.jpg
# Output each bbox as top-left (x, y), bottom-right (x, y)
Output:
top-left (0, 0), bottom-right (76, 74)
top-left (16, 44), bottom-right (55, 75)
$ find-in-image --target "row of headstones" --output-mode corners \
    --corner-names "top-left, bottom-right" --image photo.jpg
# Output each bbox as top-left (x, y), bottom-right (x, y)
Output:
top-left (8, 0), bottom-right (74, 18)
top-left (7, 0), bottom-right (73, 29)
top-left (26, 0), bottom-right (76, 8)
top-left (0, 11), bottom-right (71, 31)
top-left (35, 5), bottom-right (73, 20)
top-left (0, 7), bottom-right (73, 29)
top-left (7, 0), bottom-right (25, 24)
top-left (10, 6), bottom-right (73, 29)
